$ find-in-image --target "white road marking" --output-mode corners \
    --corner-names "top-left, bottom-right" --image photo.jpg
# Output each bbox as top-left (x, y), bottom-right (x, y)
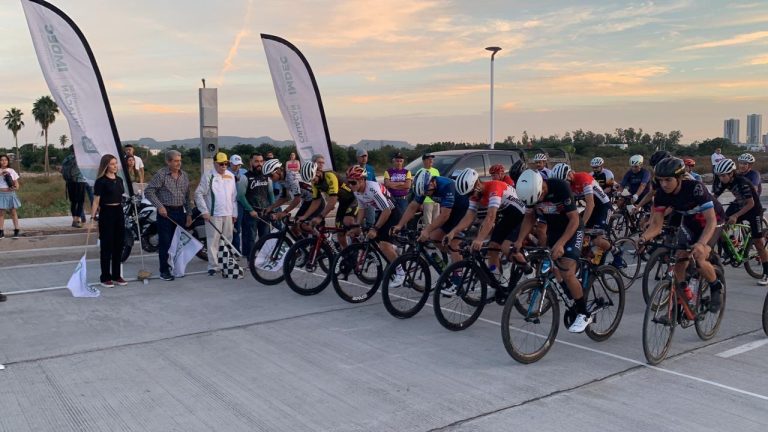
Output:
top-left (716, 339), bottom-right (768, 358)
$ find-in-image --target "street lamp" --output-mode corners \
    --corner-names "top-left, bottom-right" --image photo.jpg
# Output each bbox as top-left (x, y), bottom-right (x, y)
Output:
top-left (486, 46), bottom-right (501, 149)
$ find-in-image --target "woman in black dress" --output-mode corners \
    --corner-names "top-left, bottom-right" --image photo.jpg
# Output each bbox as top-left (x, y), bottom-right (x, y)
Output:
top-left (90, 154), bottom-right (127, 288)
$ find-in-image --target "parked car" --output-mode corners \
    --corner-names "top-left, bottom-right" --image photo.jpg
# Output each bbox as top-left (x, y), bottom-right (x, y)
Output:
top-left (404, 149), bottom-right (526, 179)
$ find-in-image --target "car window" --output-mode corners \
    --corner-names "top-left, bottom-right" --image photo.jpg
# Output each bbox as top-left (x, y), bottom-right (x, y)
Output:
top-left (454, 154), bottom-right (486, 177)
top-left (404, 155), bottom-right (458, 177)
top-left (488, 153), bottom-right (514, 170)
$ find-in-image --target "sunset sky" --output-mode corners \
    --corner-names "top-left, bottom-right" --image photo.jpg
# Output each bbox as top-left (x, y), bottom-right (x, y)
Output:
top-left (1, 0), bottom-right (768, 147)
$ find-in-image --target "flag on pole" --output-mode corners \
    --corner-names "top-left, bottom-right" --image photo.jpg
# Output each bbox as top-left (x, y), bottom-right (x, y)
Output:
top-left (261, 34), bottom-right (336, 170)
top-left (168, 226), bottom-right (203, 278)
top-left (217, 243), bottom-right (244, 279)
top-left (66, 254), bottom-right (100, 298)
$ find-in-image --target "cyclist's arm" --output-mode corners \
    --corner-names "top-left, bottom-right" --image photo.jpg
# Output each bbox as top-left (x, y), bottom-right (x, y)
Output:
top-left (475, 206), bottom-right (498, 244)
top-left (554, 210), bottom-right (579, 252)
top-left (394, 200), bottom-right (420, 230)
top-left (513, 211), bottom-right (536, 250)
top-left (281, 196), bottom-right (303, 215)
top-left (299, 199), bottom-right (322, 221)
top-left (695, 207), bottom-right (718, 247)
top-left (639, 209), bottom-right (665, 242)
top-left (730, 197), bottom-right (754, 220)
top-left (636, 189), bottom-right (654, 208)
top-left (374, 207), bottom-right (392, 231)
top-left (582, 193), bottom-right (595, 223)
top-left (319, 195), bottom-right (338, 219)
top-left (426, 206), bottom-right (452, 235)
top-left (635, 182), bottom-right (648, 199)
top-left (447, 209), bottom-right (476, 238)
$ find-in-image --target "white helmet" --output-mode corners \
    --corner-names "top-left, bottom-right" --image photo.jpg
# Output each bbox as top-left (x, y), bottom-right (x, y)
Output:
top-left (516, 169), bottom-right (544, 206)
top-left (413, 170), bottom-right (432, 197)
top-left (738, 153), bottom-right (755, 164)
top-left (590, 157), bottom-right (604, 168)
top-left (262, 159), bottom-right (283, 175)
top-left (300, 161), bottom-right (318, 182)
top-left (455, 168), bottom-right (479, 195)
top-left (629, 155), bottom-right (644, 166)
top-left (551, 163), bottom-right (571, 180)
top-left (714, 158), bottom-right (736, 175)
top-left (532, 153), bottom-right (548, 162)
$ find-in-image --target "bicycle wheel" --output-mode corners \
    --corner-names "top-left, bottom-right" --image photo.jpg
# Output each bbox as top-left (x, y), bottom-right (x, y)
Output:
top-left (743, 237), bottom-right (764, 279)
top-left (608, 214), bottom-right (627, 241)
top-left (611, 237), bottom-right (641, 289)
top-left (433, 260), bottom-right (487, 331)
top-left (763, 291), bottom-right (768, 337)
top-left (642, 246), bottom-right (670, 305)
top-left (501, 279), bottom-right (560, 364)
top-left (642, 280), bottom-right (676, 365)
top-left (331, 242), bottom-right (383, 303)
top-left (585, 266), bottom-right (625, 342)
top-left (381, 253), bottom-right (431, 318)
top-left (284, 237), bottom-right (334, 296)
top-left (694, 268), bottom-right (726, 341)
top-left (248, 232), bottom-right (294, 285)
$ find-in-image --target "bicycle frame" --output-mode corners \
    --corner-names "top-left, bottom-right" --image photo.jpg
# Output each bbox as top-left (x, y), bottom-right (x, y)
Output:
top-left (720, 223), bottom-right (752, 264)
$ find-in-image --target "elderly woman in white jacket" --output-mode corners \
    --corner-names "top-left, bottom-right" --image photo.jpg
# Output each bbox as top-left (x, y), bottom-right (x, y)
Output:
top-left (195, 152), bottom-right (238, 275)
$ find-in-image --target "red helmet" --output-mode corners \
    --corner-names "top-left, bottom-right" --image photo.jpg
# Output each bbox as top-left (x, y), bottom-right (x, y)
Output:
top-left (489, 164), bottom-right (506, 175)
top-left (683, 158), bottom-right (696, 167)
top-left (346, 165), bottom-right (367, 180)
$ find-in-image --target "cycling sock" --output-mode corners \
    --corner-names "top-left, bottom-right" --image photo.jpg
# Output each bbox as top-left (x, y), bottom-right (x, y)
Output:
top-left (762, 261), bottom-right (768, 276)
top-left (709, 280), bottom-right (722, 292)
top-left (575, 297), bottom-right (588, 315)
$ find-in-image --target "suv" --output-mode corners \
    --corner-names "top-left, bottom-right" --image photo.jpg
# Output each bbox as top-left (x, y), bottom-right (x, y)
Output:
top-left (404, 149), bottom-right (526, 179)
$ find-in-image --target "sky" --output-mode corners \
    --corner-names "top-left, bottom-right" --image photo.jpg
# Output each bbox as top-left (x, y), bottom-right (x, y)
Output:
top-left (1, 0), bottom-right (768, 148)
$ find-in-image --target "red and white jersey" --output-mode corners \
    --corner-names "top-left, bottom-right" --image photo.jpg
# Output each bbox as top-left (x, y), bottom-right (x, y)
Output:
top-left (468, 180), bottom-right (525, 213)
top-left (353, 180), bottom-right (394, 211)
top-left (571, 172), bottom-right (610, 205)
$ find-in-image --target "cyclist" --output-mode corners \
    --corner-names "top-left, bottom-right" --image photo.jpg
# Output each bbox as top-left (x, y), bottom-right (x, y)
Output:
top-left (392, 170), bottom-right (470, 267)
top-left (590, 157), bottom-right (615, 194)
top-left (490, 164), bottom-right (514, 185)
top-left (617, 155), bottom-right (651, 205)
top-left (347, 164), bottom-right (405, 286)
top-left (552, 163), bottom-right (624, 268)
top-left (737, 153), bottom-right (762, 195)
top-left (638, 158), bottom-right (724, 312)
top-left (508, 160), bottom-right (526, 184)
top-left (683, 158), bottom-right (702, 182)
top-left (513, 169), bottom-right (589, 333)
top-left (261, 159), bottom-right (301, 215)
top-left (634, 150), bottom-right (672, 212)
top-left (712, 158), bottom-right (768, 285)
top-left (531, 153), bottom-right (553, 179)
top-left (287, 161), bottom-right (326, 237)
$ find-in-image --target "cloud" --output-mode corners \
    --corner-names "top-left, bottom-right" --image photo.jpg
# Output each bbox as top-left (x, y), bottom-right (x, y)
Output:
top-left (215, 0), bottom-right (255, 86)
top-left (747, 54), bottom-right (768, 65)
top-left (500, 102), bottom-right (518, 111)
top-left (140, 104), bottom-right (186, 114)
top-left (342, 83), bottom-right (487, 105)
top-left (680, 30), bottom-right (768, 50)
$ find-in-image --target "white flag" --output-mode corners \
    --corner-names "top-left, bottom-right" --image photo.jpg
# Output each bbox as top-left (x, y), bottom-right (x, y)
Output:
top-left (168, 226), bottom-right (203, 277)
top-left (66, 254), bottom-right (100, 298)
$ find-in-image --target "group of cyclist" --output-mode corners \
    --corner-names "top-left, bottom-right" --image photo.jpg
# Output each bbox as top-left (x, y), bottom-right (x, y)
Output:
top-left (253, 149), bottom-right (765, 334)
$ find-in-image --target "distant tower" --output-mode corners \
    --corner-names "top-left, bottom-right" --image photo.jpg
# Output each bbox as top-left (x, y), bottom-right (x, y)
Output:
top-left (724, 118), bottom-right (740, 145)
top-left (747, 114), bottom-right (762, 145)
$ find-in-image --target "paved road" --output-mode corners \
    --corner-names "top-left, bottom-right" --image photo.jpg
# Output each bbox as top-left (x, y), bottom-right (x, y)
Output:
top-left (1, 247), bottom-right (767, 431)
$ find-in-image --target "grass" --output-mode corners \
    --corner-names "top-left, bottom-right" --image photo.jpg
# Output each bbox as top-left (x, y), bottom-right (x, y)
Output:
top-left (14, 175), bottom-right (76, 218)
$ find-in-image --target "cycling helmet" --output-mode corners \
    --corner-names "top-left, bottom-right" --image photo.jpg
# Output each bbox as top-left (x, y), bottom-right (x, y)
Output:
top-left (262, 159), bottom-right (282, 175)
top-left (489, 164), bottom-right (506, 176)
top-left (590, 157), bottom-right (604, 168)
top-left (509, 160), bottom-right (526, 183)
top-left (683, 158), bottom-right (696, 167)
top-left (345, 165), bottom-right (367, 181)
top-left (714, 158), bottom-right (737, 175)
top-left (532, 153), bottom-right (548, 162)
top-left (738, 153), bottom-right (756, 164)
top-left (649, 150), bottom-right (671, 167)
top-left (516, 169), bottom-right (544, 206)
top-left (455, 168), bottom-right (480, 195)
top-left (629, 155), bottom-right (644, 166)
top-left (300, 161), bottom-right (318, 182)
top-left (654, 157), bottom-right (686, 177)
top-left (551, 163), bottom-right (572, 180)
top-left (413, 170), bottom-right (432, 196)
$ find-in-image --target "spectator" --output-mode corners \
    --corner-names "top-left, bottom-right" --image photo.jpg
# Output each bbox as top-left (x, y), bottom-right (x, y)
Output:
top-left (265, 151), bottom-right (275, 160)
top-left (123, 144), bottom-right (144, 183)
top-left (384, 152), bottom-right (412, 214)
top-left (711, 147), bottom-right (725, 171)
top-left (60, 148), bottom-right (86, 228)
top-left (357, 148), bottom-right (377, 227)
top-left (195, 152), bottom-right (238, 276)
top-left (418, 154), bottom-right (440, 225)
top-left (243, 153), bottom-right (274, 252)
top-left (90, 154), bottom-right (127, 288)
top-left (285, 152), bottom-right (300, 187)
top-left (144, 150), bottom-right (193, 281)
top-left (0, 154), bottom-right (21, 239)
top-left (228, 154), bottom-right (248, 254)
top-left (125, 155), bottom-right (141, 183)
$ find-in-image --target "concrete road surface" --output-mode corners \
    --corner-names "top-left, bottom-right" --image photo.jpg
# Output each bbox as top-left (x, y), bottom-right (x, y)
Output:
top-left (1, 246), bottom-right (767, 431)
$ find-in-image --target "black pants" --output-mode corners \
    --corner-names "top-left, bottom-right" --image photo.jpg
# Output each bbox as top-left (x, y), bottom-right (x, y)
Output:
top-left (158, 208), bottom-right (186, 275)
top-left (98, 205), bottom-right (125, 282)
top-left (66, 181), bottom-right (85, 218)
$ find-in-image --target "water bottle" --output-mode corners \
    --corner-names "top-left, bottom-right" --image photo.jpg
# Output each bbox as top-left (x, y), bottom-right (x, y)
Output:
top-left (541, 259), bottom-right (552, 274)
top-left (688, 277), bottom-right (699, 308)
top-left (591, 246), bottom-right (604, 265)
top-left (431, 252), bottom-right (445, 272)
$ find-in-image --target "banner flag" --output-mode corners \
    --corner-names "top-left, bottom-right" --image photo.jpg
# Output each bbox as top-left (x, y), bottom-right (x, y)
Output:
top-left (168, 226), bottom-right (203, 278)
top-left (261, 34), bottom-right (336, 170)
top-left (66, 254), bottom-right (100, 298)
top-left (21, 0), bottom-right (133, 195)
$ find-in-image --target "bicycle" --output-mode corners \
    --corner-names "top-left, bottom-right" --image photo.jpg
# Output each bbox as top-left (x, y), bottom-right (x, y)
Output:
top-left (642, 244), bottom-right (726, 364)
top-left (717, 222), bottom-right (763, 279)
top-left (607, 193), bottom-right (646, 240)
top-left (248, 214), bottom-right (301, 285)
top-left (282, 222), bottom-right (345, 296)
top-left (500, 247), bottom-right (625, 364)
top-left (762, 290), bottom-right (768, 337)
top-left (329, 233), bottom-right (402, 304)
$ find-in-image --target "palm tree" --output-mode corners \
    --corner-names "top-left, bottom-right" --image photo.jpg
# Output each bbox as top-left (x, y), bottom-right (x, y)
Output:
top-left (3, 108), bottom-right (24, 171)
top-left (31, 96), bottom-right (59, 175)
top-left (59, 134), bottom-right (68, 149)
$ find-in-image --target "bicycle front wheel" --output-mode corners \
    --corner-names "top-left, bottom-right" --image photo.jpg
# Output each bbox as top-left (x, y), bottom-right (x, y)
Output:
top-left (381, 253), bottom-right (431, 318)
top-left (249, 232), bottom-right (293, 285)
top-left (642, 246), bottom-right (670, 305)
top-left (695, 268), bottom-right (726, 341)
top-left (612, 237), bottom-right (641, 289)
top-left (284, 237), bottom-right (334, 296)
top-left (642, 280), bottom-right (676, 365)
top-left (433, 260), bottom-right (487, 331)
top-left (763, 291), bottom-right (768, 337)
top-left (743, 237), bottom-right (764, 279)
top-left (501, 279), bottom-right (560, 364)
top-left (585, 266), bottom-right (625, 342)
top-left (331, 242), bottom-right (383, 303)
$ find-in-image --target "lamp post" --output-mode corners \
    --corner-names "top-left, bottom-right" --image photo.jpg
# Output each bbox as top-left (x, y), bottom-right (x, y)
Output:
top-left (485, 46), bottom-right (501, 149)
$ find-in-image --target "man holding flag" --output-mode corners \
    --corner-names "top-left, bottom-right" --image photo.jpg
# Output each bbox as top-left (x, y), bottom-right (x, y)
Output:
top-left (195, 152), bottom-right (238, 276)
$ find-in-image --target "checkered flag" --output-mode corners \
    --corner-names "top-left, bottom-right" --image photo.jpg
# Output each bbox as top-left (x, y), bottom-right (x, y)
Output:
top-left (217, 243), bottom-right (244, 279)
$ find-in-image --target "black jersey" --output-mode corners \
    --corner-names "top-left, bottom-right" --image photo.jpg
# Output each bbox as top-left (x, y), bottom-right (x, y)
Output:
top-left (713, 174), bottom-right (762, 213)
top-left (654, 179), bottom-right (724, 233)
top-left (529, 178), bottom-right (579, 227)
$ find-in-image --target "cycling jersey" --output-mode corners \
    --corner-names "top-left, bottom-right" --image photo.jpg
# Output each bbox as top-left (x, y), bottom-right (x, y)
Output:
top-left (620, 168), bottom-right (651, 196)
top-left (274, 178), bottom-right (300, 201)
top-left (414, 176), bottom-right (468, 209)
top-left (713, 174), bottom-right (761, 213)
top-left (528, 178), bottom-right (583, 260)
top-left (570, 172), bottom-right (610, 205)
top-left (653, 179), bottom-right (724, 235)
top-left (353, 180), bottom-right (394, 211)
top-left (742, 169), bottom-right (762, 195)
top-left (468, 180), bottom-right (525, 213)
top-left (538, 168), bottom-right (553, 179)
top-left (591, 169), bottom-right (615, 189)
top-left (312, 170), bottom-right (356, 208)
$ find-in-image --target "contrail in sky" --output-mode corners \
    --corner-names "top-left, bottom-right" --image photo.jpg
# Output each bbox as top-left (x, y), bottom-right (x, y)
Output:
top-left (215, 0), bottom-right (255, 86)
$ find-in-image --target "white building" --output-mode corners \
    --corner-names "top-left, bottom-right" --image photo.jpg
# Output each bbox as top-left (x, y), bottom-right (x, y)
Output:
top-left (763, 133), bottom-right (768, 146)
top-left (747, 114), bottom-right (762, 145)
top-left (724, 118), bottom-right (740, 145)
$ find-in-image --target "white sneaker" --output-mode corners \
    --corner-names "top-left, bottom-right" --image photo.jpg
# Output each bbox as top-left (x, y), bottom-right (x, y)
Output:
top-left (441, 285), bottom-right (457, 297)
top-left (759, 275), bottom-right (768, 286)
top-left (568, 314), bottom-right (593, 333)
top-left (390, 272), bottom-right (405, 288)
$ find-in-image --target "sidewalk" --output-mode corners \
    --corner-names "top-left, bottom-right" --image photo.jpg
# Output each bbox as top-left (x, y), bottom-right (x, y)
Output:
top-left (2, 216), bottom-right (85, 236)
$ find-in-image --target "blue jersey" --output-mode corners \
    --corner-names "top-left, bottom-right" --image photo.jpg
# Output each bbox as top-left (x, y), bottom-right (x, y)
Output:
top-left (621, 168), bottom-right (651, 196)
top-left (743, 170), bottom-right (762, 195)
top-left (538, 168), bottom-right (553, 179)
top-left (414, 176), bottom-right (467, 209)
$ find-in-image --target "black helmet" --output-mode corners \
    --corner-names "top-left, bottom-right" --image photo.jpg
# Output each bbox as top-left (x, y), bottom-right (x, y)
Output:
top-left (650, 150), bottom-right (671, 167)
top-left (654, 157), bottom-right (685, 178)
top-left (509, 160), bottom-right (526, 183)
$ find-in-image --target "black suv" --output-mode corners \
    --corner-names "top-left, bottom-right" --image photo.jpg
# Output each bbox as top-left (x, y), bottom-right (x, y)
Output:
top-left (404, 149), bottom-right (526, 179)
